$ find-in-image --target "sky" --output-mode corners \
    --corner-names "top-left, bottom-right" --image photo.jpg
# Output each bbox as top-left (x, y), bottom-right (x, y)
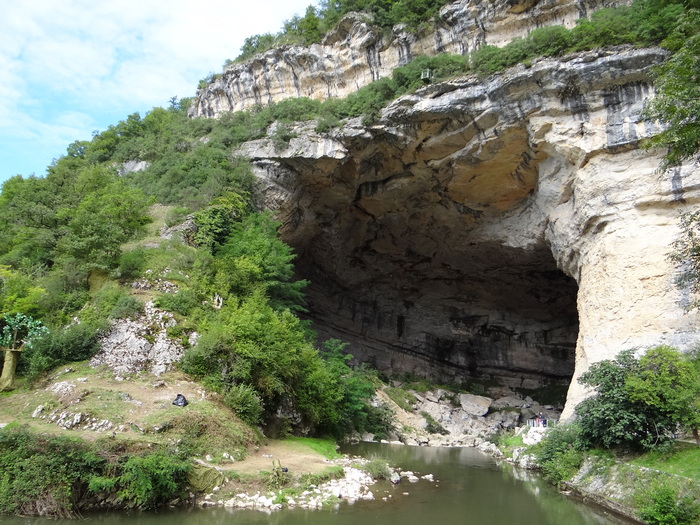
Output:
top-left (0, 0), bottom-right (315, 184)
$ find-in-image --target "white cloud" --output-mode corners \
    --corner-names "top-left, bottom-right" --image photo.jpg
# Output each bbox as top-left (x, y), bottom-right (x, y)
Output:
top-left (0, 0), bottom-right (315, 182)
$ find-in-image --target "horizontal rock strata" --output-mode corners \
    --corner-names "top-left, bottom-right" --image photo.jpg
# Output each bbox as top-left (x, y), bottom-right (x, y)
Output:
top-left (189, 0), bottom-right (619, 117)
top-left (235, 46), bottom-right (700, 416)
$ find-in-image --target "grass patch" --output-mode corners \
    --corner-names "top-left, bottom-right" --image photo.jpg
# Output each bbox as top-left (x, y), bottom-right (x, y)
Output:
top-left (297, 465), bottom-right (345, 488)
top-left (284, 436), bottom-right (341, 459)
top-left (384, 387), bottom-right (416, 411)
top-left (630, 442), bottom-right (700, 480)
top-left (161, 404), bottom-right (258, 458)
top-left (359, 458), bottom-right (392, 480)
top-left (421, 411), bottom-right (449, 435)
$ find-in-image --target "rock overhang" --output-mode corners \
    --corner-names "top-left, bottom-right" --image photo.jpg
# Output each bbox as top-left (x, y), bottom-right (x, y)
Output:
top-left (234, 46), bottom-right (700, 415)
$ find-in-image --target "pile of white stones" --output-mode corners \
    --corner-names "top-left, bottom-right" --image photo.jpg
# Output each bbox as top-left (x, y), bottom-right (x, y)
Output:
top-left (199, 460), bottom-right (436, 512)
top-left (200, 465), bottom-right (377, 511)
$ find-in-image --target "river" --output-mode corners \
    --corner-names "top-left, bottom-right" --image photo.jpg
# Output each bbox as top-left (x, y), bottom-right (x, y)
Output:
top-left (4, 443), bottom-right (632, 525)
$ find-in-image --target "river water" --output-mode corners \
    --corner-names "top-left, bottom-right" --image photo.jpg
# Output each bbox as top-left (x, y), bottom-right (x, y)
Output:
top-left (5, 443), bottom-right (631, 525)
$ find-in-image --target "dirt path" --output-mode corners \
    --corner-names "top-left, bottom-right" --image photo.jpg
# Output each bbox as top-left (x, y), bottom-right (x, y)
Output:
top-left (225, 440), bottom-right (333, 475)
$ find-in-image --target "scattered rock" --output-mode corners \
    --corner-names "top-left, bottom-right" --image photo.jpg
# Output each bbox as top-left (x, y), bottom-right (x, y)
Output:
top-left (459, 394), bottom-right (493, 417)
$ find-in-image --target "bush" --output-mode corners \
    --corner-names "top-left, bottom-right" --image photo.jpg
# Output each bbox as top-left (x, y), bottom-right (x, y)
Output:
top-left (360, 458), bottom-right (393, 480)
top-left (223, 383), bottom-right (264, 425)
top-left (636, 479), bottom-right (700, 525)
top-left (117, 247), bottom-right (148, 279)
top-left (153, 290), bottom-right (201, 316)
top-left (20, 321), bottom-right (106, 381)
top-left (532, 424), bottom-right (584, 485)
top-left (0, 425), bottom-right (104, 517)
top-left (109, 295), bottom-right (144, 320)
top-left (112, 451), bottom-right (190, 509)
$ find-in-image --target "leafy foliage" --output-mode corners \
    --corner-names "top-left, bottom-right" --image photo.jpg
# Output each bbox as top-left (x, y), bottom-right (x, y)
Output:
top-left (576, 347), bottom-right (700, 451)
top-left (223, 383), bottom-right (264, 425)
top-left (643, 9), bottom-right (700, 169)
top-left (0, 425), bottom-right (104, 518)
top-left (532, 424), bottom-right (585, 485)
top-left (234, 0), bottom-right (452, 61)
top-left (360, 458), bottom-right (393, 480)
top-left (635, 478), bottom-right (700, 525)
top-left (111, 451), bottom-right (190, 509)
top-left (18, 321), bottom-right (105, 381)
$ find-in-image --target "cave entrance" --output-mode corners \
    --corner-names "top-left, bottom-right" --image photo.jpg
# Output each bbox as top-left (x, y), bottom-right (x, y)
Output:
top-left (298, 240), bottom-right (579, 407)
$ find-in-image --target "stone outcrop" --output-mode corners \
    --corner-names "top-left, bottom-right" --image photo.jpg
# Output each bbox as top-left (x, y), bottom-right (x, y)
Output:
top-left (90, 301), bottom-right (190, 378)
top-left (229, 45), bottom-right (700, 417)
top-left (189, 0), bottom-right (619, 117)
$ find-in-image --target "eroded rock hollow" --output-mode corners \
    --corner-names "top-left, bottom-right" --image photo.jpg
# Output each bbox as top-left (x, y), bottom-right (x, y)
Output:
top-left (234, 47), bottom-right (700, 416)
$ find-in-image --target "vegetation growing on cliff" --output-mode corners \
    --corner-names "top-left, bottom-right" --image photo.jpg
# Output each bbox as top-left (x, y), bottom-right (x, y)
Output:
top-left (236, 0), bottom-right (452, 61)
top-left (642, 8), bottom-right (700, 170)
top-left (205, 0), bottom-right (696, 136)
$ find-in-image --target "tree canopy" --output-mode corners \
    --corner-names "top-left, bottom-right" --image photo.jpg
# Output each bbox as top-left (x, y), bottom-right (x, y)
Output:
top-left (576, 347), bottom-right (700, 450)
top-left (643, 9), bottom-right (700, 170)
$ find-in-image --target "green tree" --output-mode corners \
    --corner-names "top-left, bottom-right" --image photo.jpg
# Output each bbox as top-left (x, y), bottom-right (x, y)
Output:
top-left (0, 267), bottom-right (44, 316)
top-left (643, 9), bottom-right (700, 170)
top-left (0, 314), bottom-right (48, 391)
top-left (193, 191), bottom-right (249, 251)
top-left (212, 212), bottom-right (308, 311)
top-left (626, 346), bottom-right (700, 446)
top-left (56, 176), bottom-right (152, 269)
top-left (576, 347), bottom-right (700, 450)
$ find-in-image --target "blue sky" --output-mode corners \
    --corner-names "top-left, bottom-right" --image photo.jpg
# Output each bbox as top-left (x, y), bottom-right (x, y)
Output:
top-left (0, 0), bottom-right (315, 184)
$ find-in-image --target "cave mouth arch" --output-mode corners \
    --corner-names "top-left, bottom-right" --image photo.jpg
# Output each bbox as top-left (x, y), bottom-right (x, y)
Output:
top-left (295, 240), bottom-right (579, 406)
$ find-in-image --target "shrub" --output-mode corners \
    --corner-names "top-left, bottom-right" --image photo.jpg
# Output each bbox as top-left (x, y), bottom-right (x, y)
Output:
top-left (117, 247), bottom-right (148, 279)
top-left (635, 479), bottom-right (700, 525)
top-left (223, 383), bottom-right (264, 425)
top-left (0, 425), bottom-right (104, 517)
top-left (109, 295), bottom-right (144, 320)
top-left (153, 290), bottom-right (201, 316)
top-left (360, 458), bottom-right (392, 480)
top-left (532, 424), bottom-right (584, 485)
top-left (112, 451), bottom-right (190, 509)
top-left (20, 321), bottom-right (106, 381)
top-left (270, 123), bottom-right (298, 151)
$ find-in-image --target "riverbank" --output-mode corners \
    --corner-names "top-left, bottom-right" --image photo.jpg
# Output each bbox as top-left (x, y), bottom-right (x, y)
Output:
top-left (3, 363), bottom-right (695, 523)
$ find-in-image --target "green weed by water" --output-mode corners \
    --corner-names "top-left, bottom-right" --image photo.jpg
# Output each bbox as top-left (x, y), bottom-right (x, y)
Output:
top-left (284, 436), bottom-right (341, 459)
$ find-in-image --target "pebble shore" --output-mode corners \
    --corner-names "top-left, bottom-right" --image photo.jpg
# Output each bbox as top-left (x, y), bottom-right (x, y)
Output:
top-left (197, 457), bottom-right (435, 512)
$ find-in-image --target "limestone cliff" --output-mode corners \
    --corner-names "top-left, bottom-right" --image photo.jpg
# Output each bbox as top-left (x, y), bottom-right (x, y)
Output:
top-left (189, 0), bottom-right (618, 117)
top-left (191, 1), bottom-right (700, 417)
top-left (230, 47), bottom-right (699, 417)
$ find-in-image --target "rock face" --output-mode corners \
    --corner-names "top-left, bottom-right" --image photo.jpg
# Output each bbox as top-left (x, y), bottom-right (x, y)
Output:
top-left (229, 45), bottom-right (700, 418)
top-left (189, 0), bottom-right (618, 117)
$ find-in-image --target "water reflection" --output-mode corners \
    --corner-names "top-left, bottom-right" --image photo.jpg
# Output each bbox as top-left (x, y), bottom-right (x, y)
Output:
top-left (4, 443), bottom-right (631, 525)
